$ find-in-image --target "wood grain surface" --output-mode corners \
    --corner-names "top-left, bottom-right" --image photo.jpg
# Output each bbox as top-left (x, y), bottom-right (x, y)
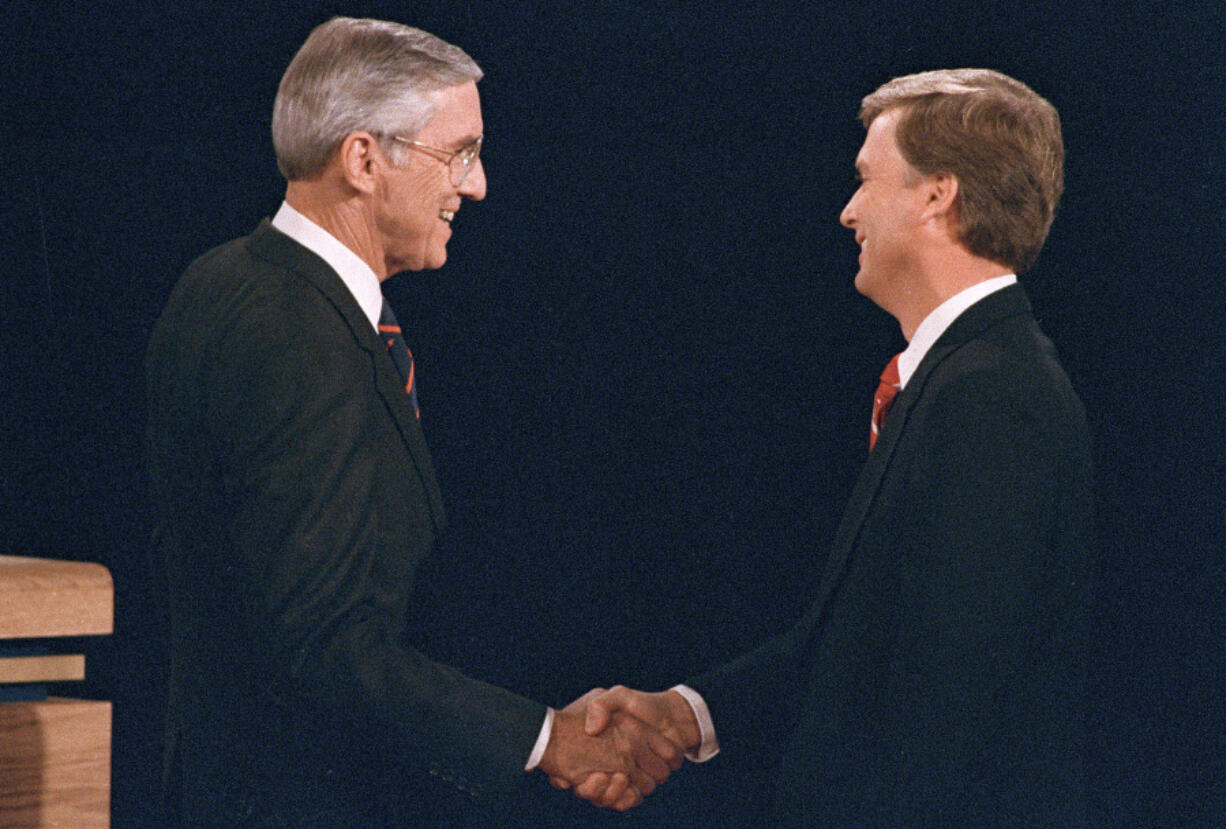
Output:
top-left (0, 557), bottom-right (113, 639)
top-left (0, 698), bottom-right (111, 827)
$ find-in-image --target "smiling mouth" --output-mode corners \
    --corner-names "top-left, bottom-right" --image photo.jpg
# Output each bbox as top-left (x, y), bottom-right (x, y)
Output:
top-left (439, 209), bottom-right (455, 223)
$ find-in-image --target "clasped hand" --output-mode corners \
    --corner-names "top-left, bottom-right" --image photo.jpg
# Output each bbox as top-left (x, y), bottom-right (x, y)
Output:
top-left (537, 686), bottom-right (700, 811)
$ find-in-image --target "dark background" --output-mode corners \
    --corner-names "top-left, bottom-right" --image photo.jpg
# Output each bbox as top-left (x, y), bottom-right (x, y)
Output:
top-left (3, 1), bottom-right (1223, 826)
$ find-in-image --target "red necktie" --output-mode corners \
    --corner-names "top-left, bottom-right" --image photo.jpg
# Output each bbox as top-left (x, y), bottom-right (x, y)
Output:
top-left (378, 299), bottom-right (420, 419)
top-left (869, 354), bottom-right (901, 452)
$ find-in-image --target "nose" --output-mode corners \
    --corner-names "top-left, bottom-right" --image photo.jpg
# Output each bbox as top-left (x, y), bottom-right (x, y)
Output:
top-left (459, 157), bottom-right (487, 201)
top-left (839, 191), bottom-right (857, 228)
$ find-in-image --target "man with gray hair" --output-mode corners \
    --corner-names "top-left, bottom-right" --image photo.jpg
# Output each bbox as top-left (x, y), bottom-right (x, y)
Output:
top-left (584, 69), bottom-right (1093, 826)
top-left (147, 17), bottom-right (680, 826)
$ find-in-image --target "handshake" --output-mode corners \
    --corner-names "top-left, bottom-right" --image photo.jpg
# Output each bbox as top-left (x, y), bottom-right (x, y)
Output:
top-left (536, 686), bottom-right (703, 811)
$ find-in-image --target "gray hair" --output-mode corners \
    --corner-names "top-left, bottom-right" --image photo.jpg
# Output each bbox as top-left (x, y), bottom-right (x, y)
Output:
top-left (272, 17), bottom-right (482, 181)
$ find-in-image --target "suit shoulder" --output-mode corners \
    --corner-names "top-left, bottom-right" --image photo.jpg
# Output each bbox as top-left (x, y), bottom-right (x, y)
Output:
top-left (943, 313), bottom-right (1077, 387)
top-left (160, 232), bottom-right (338, 332)
top-left (176, 233), bottom-right (297, 302)
top-left (925, 324), bottom-right (1089, 445)
top-left (148, 230), bottom-right (354, 390)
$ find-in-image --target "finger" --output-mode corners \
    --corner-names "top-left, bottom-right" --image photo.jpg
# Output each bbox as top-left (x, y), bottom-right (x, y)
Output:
top-left (596, 687), bottom-right (680, 743)
top-left (646, 726), bottom-right (686, 771)
top-left (596, 771), bottom-right (630, 809)
top-left (627, 736), bottom-right (670, 785)
top-left (585, 685), bottom-right (633, 735)
top-left (615, 713), bottom-right (678, 783)
top-left (548, 775), bottom-right (571, 789)
top-left (640, 754), bottom-right (671, 787)
top-left (576, 686), bottom-right (606, 704)
top-left (612, 784), bottom-right (644, 812)
top-left (564, 686), bottom-right (607, 714)
top-left (574, 771), bottom-right (610, 801)
top-left (584, 697), bottom-right (614, 736)
top-left (627, 764), bottom-right (657, 799)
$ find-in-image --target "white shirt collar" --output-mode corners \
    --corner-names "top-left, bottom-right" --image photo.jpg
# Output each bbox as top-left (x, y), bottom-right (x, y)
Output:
top-left (270, 201), bottom-right (383, 332)
top-left (896, 274), bottom-right (1017, 389)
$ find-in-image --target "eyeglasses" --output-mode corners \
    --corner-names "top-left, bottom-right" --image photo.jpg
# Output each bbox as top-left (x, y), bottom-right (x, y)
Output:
top-left (390, 135), bottom-right (483, 186)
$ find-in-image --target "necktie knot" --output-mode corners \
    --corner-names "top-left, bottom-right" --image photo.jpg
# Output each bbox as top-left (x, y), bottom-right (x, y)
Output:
top-left (378, 299), bottom-right (420, 419)
top-left (869, 353), bottom-right (902, 452)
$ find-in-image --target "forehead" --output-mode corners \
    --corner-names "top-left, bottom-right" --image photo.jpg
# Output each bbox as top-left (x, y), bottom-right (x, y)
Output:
top-left (856, 108), bottom-right (903, 170)
top-left (415, 81), bottom-right (483, 144)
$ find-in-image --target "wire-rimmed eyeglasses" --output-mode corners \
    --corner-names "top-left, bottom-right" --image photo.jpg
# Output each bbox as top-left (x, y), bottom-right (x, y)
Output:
top-left (390, 135), bottom-right (483, 186)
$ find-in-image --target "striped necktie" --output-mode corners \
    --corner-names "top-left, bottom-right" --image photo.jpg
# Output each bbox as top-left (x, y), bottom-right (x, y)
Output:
top-left (869, 353), bottom-right (901, 452)
top-left (378, 299), bottom-right (420, 419)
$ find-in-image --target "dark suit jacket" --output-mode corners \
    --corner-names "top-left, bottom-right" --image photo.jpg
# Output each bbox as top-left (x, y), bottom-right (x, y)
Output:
top-left (146, 221), bottom-right (545, 826)
top-left (692, 285), bottom-right (1093, 827)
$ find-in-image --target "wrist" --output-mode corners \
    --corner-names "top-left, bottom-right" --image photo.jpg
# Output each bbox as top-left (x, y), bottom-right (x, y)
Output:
top-left (524, 707), bottom-right (555, 772)
top-left (538, 707), bottom-right (576, 776)
top-left (663, 690), bottom-right (701, 751)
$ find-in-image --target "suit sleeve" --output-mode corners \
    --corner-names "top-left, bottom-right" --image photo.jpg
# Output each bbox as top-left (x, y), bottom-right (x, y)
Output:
top-left (203, 287), bottom-right (545, 796)
top-left (685, 591), bottom-right (815, 761)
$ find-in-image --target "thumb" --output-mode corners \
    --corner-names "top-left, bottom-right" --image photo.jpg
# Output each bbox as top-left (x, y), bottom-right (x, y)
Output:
top-left (571, 686), bottom-right (606, 709)
top-left (585, 697), bottom-right (612, 736)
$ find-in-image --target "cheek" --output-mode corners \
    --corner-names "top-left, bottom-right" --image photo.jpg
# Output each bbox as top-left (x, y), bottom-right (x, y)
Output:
top-left (389, 166), bottom-right (435, 212)
top-left (389, 182), bottom-right (432, 231)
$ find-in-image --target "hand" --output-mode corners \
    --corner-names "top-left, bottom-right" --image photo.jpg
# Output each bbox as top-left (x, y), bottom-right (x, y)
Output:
top-left (583, 686), bottom-right (701, 755)
top-left (538, 688), bottom-right (684, 811)
top-left (568, 686), bottom-right (701, 808)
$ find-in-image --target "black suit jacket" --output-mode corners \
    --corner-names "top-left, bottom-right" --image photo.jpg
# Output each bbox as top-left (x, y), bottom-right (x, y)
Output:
top-left (146, 221), bottom-right (545, 826)
top-left (693, 285), bottom-right (1093, 827)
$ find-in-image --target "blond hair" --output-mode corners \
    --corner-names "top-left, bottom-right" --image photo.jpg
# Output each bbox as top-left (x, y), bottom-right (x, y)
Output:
top-left (860, 69), bottom-right (1063, 273)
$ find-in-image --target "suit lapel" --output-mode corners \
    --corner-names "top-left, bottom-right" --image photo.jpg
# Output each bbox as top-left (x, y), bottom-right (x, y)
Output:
top-left (246, 221), bottom-right (447, 532)
top-left (370, 351), bottom-right (447, 533)
top-left (811, 285), bottom-right (1034, 624)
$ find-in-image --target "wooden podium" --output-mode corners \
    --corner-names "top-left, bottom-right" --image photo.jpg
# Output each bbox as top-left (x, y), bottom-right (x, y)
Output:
top-left (0, 556), bottom-right (113, 828)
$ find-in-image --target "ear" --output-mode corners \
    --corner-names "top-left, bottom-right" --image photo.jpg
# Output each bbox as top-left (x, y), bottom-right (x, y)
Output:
top-left (919, 172), bottom-right (959, 225)
top-left (336, 131), bottom-right (382, 195)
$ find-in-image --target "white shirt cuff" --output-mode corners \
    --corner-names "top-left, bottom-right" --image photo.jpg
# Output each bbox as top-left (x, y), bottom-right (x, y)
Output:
top-left (524, 707), bottom-right (555, 771)
top-left (670, 684), bottom-right (720, 762)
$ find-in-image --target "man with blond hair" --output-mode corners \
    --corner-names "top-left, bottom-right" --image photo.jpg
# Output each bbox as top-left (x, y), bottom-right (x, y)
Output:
top-left (147, 17), bottom-right (680, 826)
top-left (585, 69), bottom-right (1093, 826)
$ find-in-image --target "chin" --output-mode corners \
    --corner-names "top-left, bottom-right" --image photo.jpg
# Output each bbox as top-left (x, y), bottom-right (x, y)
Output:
top-left (388, 250), bottom-right (434, 275)
top-left (386, 260), bottom-right (419, 277)
top-left (854, 272), bottom-right (891, 309)
top-left (853, 269), bottom-right (872, 296)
